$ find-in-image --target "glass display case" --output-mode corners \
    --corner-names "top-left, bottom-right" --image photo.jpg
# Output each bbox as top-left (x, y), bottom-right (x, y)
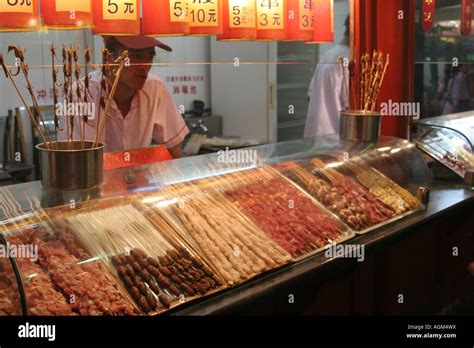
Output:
top-left (415, 111), bottom-right (474, 180)
top-left (0, 135), bottom-right (430, 316)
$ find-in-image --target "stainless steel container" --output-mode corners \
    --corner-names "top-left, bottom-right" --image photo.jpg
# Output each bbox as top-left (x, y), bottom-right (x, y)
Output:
top-left (339, 110), bottom-right (381, 142)
top-left (36, 141), bottom-right (104, 191)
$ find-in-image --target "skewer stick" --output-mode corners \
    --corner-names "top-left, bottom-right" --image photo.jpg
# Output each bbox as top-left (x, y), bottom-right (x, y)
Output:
top-left (67, 47), bottom-right (74, 144)
top-left (8, 45), bottom-right (50, 144)
top-left (72, 46), bottom-right (85, 149)
top-left (360, 54), bottom-right (367, 110)
top-left (50, 43), bottom-right (62, 150)
top-left (83, 48), bottom-right (91, 149)
top-left (371, 54), bottom-right (389, 112)
top-left (0, 54), bottom-right (50, 149)
top-left (94, 51), bottom-right (128, 148)
top-left (95, 49), bottom-right (111, 141)
top-left (61, 45), bottom-right (70, 145)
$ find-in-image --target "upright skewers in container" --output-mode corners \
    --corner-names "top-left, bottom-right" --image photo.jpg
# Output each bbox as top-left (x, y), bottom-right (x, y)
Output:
top-left (339, 51), bottom-right (389, 142)
top-left (0, 44), bottom-right (128, 190)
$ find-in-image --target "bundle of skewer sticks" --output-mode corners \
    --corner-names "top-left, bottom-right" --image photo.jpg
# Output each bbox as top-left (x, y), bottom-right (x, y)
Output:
top-left (0, 44), bottom-right (128, 151)
top-left (344, 51), bottom-right (390, 112)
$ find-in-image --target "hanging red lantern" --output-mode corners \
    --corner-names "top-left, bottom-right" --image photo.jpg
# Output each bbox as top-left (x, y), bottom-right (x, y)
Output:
top-left (0, 0), bottom-right (39, 32)
top-left (41, 0), bottom-right (92, 30)
top-left (188, 0), bottom-right (223, 36)
top-left (256, 0), bottom-right (286, 40)
top-left (218, 0), bottom-right (256, 41)
top-left (286, 0), bottom-right (313, 41)
top-left (92, 0), bottom-right (140, 35)
top-left (307, 0), bottom-right (333, 43)
top-left (142, 0), bottom-right (190, 36)
top-left (420, 0), bottom-right (435, 31)
top-left (461, 0), bottom-right (472, 35)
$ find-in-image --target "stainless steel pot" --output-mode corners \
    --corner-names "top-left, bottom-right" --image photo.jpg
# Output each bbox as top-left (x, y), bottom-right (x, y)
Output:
top-left (339, 110), bottom-right (381, 142)
top-left (36, 141), bottom-right (104, 191)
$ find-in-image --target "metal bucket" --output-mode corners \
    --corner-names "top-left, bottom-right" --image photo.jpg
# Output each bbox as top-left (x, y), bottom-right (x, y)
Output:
top-left (339, 110), bottom-right (381, 142)
top-left (36, 141), bottom-right (104, 191)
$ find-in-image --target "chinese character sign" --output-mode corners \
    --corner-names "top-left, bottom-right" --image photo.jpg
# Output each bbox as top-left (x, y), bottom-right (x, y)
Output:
top-left (0, 0), bottom-right (39, 31)
top-left (41, 0), bottom-right (92, 29)
top-left (461, 0), bottom-right (472, 35)
top-left (286, 0), bottom-right (312, 41)
top-left (102, 0), bottom-right (137, 20)
top-left (0, 0), bottom-right (34, 13)
top-left (228, 0), bottom-right (255, 28)
top-left (256, 0), bottom-right (286, 40)
top-left (188, 0), bottom-right (223, 35)
top-left (309, 0), bottom-right (333, 43)
top-left (142, 0), bottom-right (190, 36)
top-left (218, 0), bottom-right (256, 40)
top-left (170, 0), bottom-right (189, 22)
top-left (298, 0), bottom-right (313, 31)
top-left (257, 0), bottom-right (284, 30)
top-left (92, 0), bottom-right (140, 35)
top-left (421, 0), bottom-right (435, 31)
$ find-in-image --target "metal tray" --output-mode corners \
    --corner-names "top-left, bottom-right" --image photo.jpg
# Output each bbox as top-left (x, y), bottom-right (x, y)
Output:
top-left (260, 167), bottom-right (357, 263)
top-left (416, 140), bottom-right (465, 178)
top-left (281, 163), bottom-right (425, 237)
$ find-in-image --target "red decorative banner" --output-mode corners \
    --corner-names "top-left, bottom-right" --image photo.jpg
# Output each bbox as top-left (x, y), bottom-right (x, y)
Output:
top-left (461, 0), bottom-right (472, 35)
top-left (421, 0), bottom-right (435, 31)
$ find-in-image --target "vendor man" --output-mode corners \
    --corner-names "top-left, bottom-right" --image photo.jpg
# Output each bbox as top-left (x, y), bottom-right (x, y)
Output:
top-left (59, 35), bottom-right (189, 158)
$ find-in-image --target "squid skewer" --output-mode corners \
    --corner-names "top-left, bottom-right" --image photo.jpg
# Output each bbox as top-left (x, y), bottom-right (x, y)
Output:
top-left (8, 45), bottom-right (51, 144)
top-left (82, 48), bottom-right (92, 149)
top-left (73, 46), bottom-right (85, 149)
top-left (67, 47), bottom-right (74, 144)
top-left (61, 45), bottom-right (70, 145)
top-left (371, 54), bottom-right (390, 112)
top-left (0, 54), bottom-right (50, 149)
top-left (50, 43), bottom-right (63, 150)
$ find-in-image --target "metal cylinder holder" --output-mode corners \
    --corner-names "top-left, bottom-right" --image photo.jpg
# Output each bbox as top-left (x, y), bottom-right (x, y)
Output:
top-left (36, 141), bottom-right (104, 191)
top-left (339, 110), bottom-right (381, 142)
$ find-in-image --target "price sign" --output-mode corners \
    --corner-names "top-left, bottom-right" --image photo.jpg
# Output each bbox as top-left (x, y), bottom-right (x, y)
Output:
top-left (56, 0), bottom-right (91, 12)
top-left (0, 0), bottom-right (34, 13)
top-left (229, 0), bottom-right (255, 29)
top-left (189, 0), bottom-right (218, 27)
top-left (102, 0), bottom-right (137, 20)
top-left (298, 0), bottom-right (313, 31)
top-left (170, 0), bottom-right (188, 22)
top-left (257, 0), bottom-right (284, 30)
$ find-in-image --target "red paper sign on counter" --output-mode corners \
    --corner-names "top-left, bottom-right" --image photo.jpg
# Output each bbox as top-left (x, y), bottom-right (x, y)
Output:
top-left (461, 0), bottom-right (472, 35)
top-left (104, 145), bottom-right (173, 171)
top-left (421, 0), bottom-right (435, 31)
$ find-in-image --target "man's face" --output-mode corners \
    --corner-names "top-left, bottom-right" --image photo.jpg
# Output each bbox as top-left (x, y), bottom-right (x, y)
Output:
top-left (113, 47), bottom-right (155, 91)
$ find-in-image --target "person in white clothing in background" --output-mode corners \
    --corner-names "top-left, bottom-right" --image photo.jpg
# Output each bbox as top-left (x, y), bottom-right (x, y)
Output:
top-left (304, 16), bottom-right (350, 138)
